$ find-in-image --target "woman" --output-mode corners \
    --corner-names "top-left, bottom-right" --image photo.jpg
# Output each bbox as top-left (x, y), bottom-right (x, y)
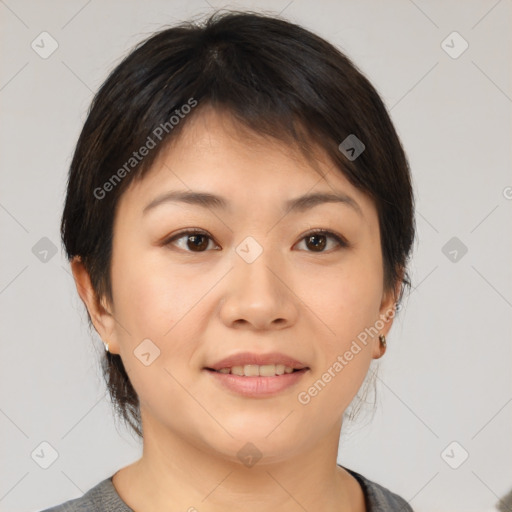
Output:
top-left (42, 10), bottom-right (415, 512)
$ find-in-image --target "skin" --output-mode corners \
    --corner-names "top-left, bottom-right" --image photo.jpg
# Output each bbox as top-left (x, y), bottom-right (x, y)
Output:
top-left (72, 105), bottom-right (401, 512)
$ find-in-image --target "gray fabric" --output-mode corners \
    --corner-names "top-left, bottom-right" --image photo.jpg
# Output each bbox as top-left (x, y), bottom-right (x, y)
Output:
top-left (342, 465), bottom-right (414, 511)
top-left (38, 465), bottom-right (414, 511)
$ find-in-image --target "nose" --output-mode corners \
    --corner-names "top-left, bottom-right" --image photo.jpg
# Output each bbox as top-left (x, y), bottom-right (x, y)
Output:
top-left (218, 242), bottom-right (299, 331)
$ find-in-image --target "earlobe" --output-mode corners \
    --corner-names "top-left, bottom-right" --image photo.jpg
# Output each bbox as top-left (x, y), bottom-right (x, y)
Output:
top-left (70, 256), bottom-right (116, 347)
top-left (378, 334), bottom-right (387, 355)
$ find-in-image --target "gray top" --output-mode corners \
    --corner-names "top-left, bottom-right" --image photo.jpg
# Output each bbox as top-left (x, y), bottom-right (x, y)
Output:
top-left (38, 465), bottom-right (413, 511)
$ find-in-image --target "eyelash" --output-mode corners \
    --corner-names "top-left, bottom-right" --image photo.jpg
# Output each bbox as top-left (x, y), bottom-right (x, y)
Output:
top-left (162, 228), bottom-right (348, 253)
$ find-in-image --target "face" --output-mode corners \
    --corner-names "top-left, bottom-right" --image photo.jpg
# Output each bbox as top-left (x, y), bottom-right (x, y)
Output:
top-left (76, 106), bottom-right (398, 464)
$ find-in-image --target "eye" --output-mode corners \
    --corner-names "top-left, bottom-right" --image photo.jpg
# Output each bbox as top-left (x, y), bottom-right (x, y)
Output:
top-left (163, 229), bottom-right (219, 252)
top-left (295, 229), bottom-right (348, 253)
top-left (162, 228), bottom-right (347, 253)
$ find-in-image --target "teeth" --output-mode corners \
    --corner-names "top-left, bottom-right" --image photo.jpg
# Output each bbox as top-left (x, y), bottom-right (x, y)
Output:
top-left (275, 364), bottom-right (285, 375)
top-left (259, 364), bottom-right (276, 377)
top-left (244, 364), bottom-right (260, 377)
top-left (217, 364), bottom-right (298, 376)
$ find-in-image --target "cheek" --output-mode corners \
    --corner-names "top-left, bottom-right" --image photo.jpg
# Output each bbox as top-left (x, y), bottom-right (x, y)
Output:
top-left (304, 257), bottom-right (383, 345)
top-left (110, 249), bottom-right (215, 393)
top-left (111, 247), bottom-right (195, 336)
top-left (299, 252), bottom-right (382, 412)
top-left (111, 257), bottom-right (201, 416)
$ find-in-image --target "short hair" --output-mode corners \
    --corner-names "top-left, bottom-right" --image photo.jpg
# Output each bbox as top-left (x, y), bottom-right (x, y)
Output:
top-left (61, 10), bottom-right (416, 439)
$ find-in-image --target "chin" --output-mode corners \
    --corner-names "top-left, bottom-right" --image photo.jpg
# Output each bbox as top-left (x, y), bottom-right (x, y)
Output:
top-left (194, 416), bottom-right (308, 463)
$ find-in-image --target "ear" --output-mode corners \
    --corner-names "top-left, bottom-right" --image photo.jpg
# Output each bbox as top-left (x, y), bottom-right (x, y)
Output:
top-left (372, 269), bottom-right (404, 358)
top-left (70, 256), bottom-right (119, 354)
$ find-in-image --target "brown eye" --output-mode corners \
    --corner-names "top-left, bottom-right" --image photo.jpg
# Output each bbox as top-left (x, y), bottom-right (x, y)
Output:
top-left (163, 228), bottom-right (347, 254)
top-left (305, 233), bottom-right (327, 251)
top-left (164, 229), bottom-right (219, 252)
top-left (185, 233), bottom-right (209, 251)
top-left (297, 229), bottom-right (347, 253)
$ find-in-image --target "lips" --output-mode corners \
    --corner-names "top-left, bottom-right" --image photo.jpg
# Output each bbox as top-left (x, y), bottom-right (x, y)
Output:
top-left (204, 352), bottom-right (310, 397)
top-left (205, 351), bottom-right (309, 372)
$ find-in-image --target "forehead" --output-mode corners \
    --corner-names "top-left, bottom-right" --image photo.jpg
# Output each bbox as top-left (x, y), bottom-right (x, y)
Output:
top-left (118, 106), bottom-right (374, 218)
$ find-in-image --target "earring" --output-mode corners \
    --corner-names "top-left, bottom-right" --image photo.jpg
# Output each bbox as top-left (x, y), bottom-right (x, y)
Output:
top-left (104, 341), bottom-right (109, 352)
top-left (379, 334), bottom-right (387, 348)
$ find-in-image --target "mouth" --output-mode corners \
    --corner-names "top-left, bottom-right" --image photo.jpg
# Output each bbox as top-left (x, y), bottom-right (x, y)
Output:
top-left (203, 353), bottom-right (310, 397)
top-left (205, 364), bottom-right (307, 377)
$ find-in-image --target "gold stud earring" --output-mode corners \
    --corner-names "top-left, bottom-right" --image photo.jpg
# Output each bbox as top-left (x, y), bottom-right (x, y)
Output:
top-left (379, 334), bottom-right (387, 348)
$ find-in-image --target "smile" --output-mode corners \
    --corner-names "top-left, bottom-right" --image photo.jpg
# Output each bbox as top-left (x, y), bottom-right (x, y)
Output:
top-left (210, 364), bottom-right (299, 377)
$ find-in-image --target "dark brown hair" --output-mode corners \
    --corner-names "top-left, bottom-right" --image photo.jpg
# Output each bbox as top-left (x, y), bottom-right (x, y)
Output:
top-left (61, 10), bottom-right (415, 439)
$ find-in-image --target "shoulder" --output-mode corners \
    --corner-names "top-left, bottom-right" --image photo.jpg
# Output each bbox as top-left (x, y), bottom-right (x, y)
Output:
top-left (37, 476), bottom-right (132, 512)
top-left (340, 465), bottom-right (414, 512)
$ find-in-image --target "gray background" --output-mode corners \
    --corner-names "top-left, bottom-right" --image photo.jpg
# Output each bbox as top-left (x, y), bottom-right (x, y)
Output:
top-left (1, 1), bottom-right (511, 511)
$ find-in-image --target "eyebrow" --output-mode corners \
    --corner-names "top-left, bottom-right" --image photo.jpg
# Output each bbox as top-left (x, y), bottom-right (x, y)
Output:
top-left (142, 190), bottom-right (363, 216)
